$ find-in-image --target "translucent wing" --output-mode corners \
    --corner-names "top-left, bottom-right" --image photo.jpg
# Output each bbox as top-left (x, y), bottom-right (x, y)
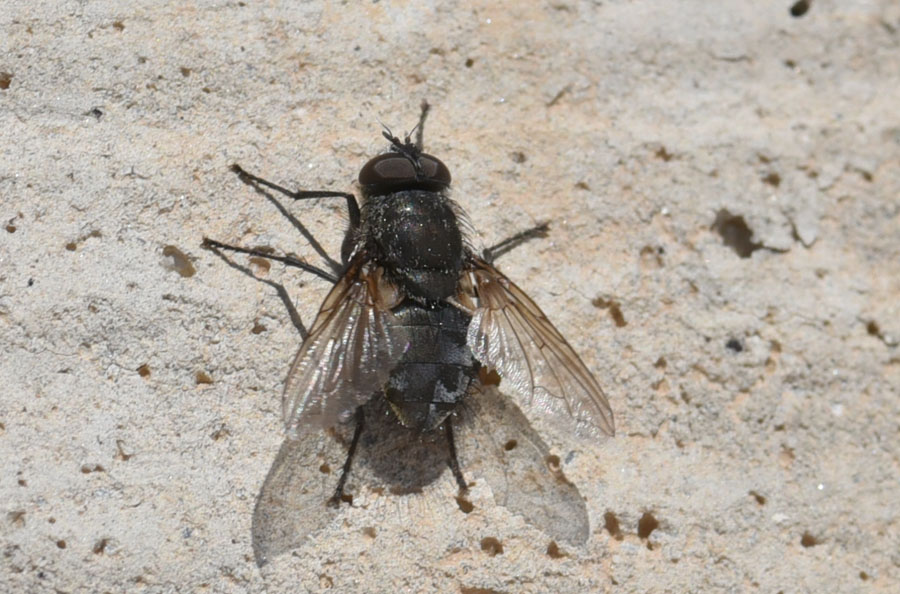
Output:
top-left (463, 257), bottom-right (615, 438)
top-left (252, 396), bottom-right (464, 568)
top-left (455, 385), bottom-right (590, 545)
top-left (251, 431), bottom-right (347, 567)
top-left (282, 260), bottom-right (406, 434)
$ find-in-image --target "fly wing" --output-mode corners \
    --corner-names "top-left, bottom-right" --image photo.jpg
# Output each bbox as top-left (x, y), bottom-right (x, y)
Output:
top-left (282, 260), bottom-right (406, 434)
top-left (253, 397), bottom-right (465, 568)
top-left (251, 430), bottom-right (348, 567)
top-left (454, 385), bottom-right (590, 546)
top-left (463, 257), bottom-right (615, 439)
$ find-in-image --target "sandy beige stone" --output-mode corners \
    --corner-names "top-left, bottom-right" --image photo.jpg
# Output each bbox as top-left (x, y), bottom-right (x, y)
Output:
top-left (2, 1), bottom-right (898, 592)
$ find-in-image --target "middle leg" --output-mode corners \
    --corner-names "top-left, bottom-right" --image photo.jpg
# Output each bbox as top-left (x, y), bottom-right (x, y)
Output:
top-left (202, 237), bottom-right (338, 283)
top-left (482, 221), bottom-right (551, 264)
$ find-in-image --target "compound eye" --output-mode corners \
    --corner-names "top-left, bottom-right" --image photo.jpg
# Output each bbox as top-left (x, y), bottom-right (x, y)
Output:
top-left (419, 155), bottom-right (451, 186)
top-left (358, 154), bottom-right (417, 186)
top-left (358, 153), bottom-right (452, 191)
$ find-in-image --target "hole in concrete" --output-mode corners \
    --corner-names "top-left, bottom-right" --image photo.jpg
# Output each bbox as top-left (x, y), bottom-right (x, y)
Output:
top-left (510, 151), bottom-right (526, 163)
top-left (251, 320), bottom-right (267, 334)
top-left (749, 491), bottom-right (767, 505)
top-left (137, 364), bottom-right (151, 378)
top-left (640, 245), bottom-right (664, 269)
top-left (637, 512), bottom-right (659, 539)
top-left (790, 0), bottom-right (810, 17)
top-left (163, 245), bottom-right (196, 278)
top-left (726, 338), bottom-right (743, 352)
top-left (655, 146), bottom-right (674, 161)
top-left (249, 257), bottom-right (270, 273)
top-left (800, 532), bottom-right (818, 547)
top-left (546, 541), bottom-right (565, 558)
top-left (195, 371), bottom-right (213, 385)
top-left (503, 439), bottom-right (518, 451)
top-left (603, 511), bottom-right (623, 540)
top-left (361, 526), bottom-right (376, 538)
top-left (92, 538), bottom-right (109, 554)
top-left (762, 172), bottom-right (781, 187)
top-left (456, 495), bottom-right (474, 514)
top-left (856, 168), bottom-right (873, 182)
top-left (545, 454), bottom-right (561, 473)
top-left (319, 463), bottom-right (331, 474)
top-left (480, 537), bottom-right (503, 556)
top-left (864, 320), bottom-right (894, 345)
top-left (591, 297), bottom-right (627, 327)
top-left (465, 57), bottom-right (474, 68)
top-left (56, 540), bottom-right (66, 549)
top-left (711, 209), bottom-right (761, 258)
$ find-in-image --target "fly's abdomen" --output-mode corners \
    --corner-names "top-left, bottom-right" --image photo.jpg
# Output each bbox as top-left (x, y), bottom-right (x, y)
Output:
top-left (385, 301), bottom-right (479, 431)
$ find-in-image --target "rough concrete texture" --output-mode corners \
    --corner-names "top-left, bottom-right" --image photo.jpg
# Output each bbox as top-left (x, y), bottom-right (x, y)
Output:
top-left (2, 1), bottom-right (898, 592)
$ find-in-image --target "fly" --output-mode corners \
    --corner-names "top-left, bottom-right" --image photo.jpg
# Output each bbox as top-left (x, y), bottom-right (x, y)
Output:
top-left (203, 102), bottom-right (614, 565)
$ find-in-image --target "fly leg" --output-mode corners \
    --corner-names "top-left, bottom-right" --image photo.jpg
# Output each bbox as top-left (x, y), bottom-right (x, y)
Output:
top-left (202, 238), bottom-right (338, 283)
top-left (230, 163), bottom-right (360, 267)
top-left (444, 416), bottom-right (468, 494)
top-left (482, 221), bottom-right (551, 264)
top-left (328, 407), bottom-right (365, 507)
top-left (202, 161), bottom-right (361, 335)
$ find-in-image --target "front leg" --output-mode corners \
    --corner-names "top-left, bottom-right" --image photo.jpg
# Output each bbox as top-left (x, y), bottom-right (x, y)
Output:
top-left (231, 164), bottom-right (361, 234)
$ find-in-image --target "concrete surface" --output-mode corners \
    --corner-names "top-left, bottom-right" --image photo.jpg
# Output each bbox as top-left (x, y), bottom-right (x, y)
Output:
top-left (2, 1), bottom-right (898, 592)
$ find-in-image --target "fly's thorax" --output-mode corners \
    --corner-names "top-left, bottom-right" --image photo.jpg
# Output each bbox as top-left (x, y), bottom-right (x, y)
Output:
top-left (362, 190), bottom-right (466, 301)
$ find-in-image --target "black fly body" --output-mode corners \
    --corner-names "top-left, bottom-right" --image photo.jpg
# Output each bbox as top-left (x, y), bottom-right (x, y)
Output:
top-left (203, 103), bottom-right (614, 566)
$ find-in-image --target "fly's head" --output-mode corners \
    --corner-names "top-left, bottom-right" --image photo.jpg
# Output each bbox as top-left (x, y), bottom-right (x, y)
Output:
top-left (358, 127), bottom-right (451, 196)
